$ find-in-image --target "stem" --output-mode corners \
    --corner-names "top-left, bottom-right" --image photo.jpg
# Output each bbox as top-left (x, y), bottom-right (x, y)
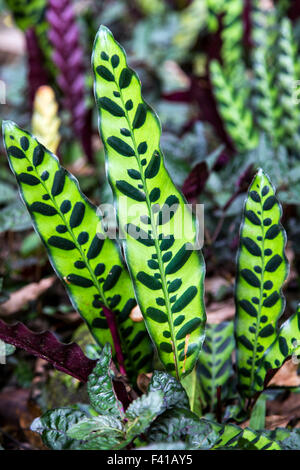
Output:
top-left (102, 305), bottom-right (127, 376)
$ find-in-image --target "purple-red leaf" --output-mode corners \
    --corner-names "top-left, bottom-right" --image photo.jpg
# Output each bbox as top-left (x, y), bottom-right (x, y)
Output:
top-left (182, 161), bottom-right (209, 203)
top-left (0, 319), bottom-right (96, 382)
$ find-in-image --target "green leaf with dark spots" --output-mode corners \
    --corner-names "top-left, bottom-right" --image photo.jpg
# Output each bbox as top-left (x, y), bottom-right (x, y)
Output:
top-left (2, 120), bottom-right (153, 380)
top-left (235, 169), bottom-right (288, 398)
top-left (198, 322), bottom-right (234, 411)
top-left (93, 26), bottom-right (205, 379)
top-left (93, 26), bottom-right (205, 378)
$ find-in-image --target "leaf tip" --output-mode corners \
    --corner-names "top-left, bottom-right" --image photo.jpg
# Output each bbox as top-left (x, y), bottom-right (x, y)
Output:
top-left (2, 119), bottom-right (16, 136)
top-left (97, 24), bottom-right (113, 45)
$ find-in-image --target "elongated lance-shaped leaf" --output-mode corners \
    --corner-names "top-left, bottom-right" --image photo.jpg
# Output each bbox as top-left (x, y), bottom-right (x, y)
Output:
top-left (206, 0), bottom-right (224, 33)
top-left (2, 121), bottom-right (153, 377)
top-left (207, 420), bottom-right (281, 450)
top-left (5, 0), bottom-right (46, 30)
top-left (210, 60), bottom-right (258, 153)
top-left (198, 321), bottom-right (234, 411)
top-left (235, 168), bottom-right (288, 398)
top-left (173, 0), bottom-right (207, 54)
top-left (274, 18), bottom-right (300, 154)
top-left (221, 0), bottom-right (244, 79)
top-left (251, 0), bottom-right (276, 140)
top-left (93, 26), bottom-right (206, 379)
top-left (253, 305), bottom-right (300, 392)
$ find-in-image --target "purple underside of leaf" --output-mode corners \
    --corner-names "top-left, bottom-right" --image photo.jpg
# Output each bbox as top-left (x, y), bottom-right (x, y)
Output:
top-left (182, 161), bottom-right (209, 202)
top-left (46, 0), bottom-right (93, 162)
top-left (25, 28), bottom-right (49, 108)
top-left (0, 319), bottom-right (96, 382)
top-left (102, 306), bottom-right (127, 376)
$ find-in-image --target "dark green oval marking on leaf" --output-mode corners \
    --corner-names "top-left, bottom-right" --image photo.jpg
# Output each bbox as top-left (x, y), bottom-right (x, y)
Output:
top-left (137, 141), bottom-right (147, 154)
top-left (168, 279), bottom-right (182, 293)
top-left (120, 128), bottom-right (131, 136)
top-left (116, 180), bottom-right (146, 201)
top-left (242, 237), bottom-right (261, 256)
top-left (17, 173), bottom-right (40, 186)
top-left (51, 168), bottom-right (66, 197)
top-left (60, 200), bottom-right (71, 214)
top-left (160, 342), bottom-right (173, 353)
top-left (137, 271), bottom-right (162, 290)
top-left (147, 307), bottom-right (168, 323)
top-left (263, 196), bottom-right (276, 210)
top-left (127, 169), bottom-right (141, 180)
top-left (103, 265), bottom-right (122, 291)
top-left (8, 146), bottom-right (26, 159)
top-left (56, 224), bottom-right (67, 233)
top-left (92, 318), bottom-right (107, 329)
top-left (259, 324), bottom-right (275, 337)
top-left (33, 145), bottom-right (44, 166)
top-left (265, 225), bottom-right (280, 240)
top-left (96, 65), bottom-right (114, 81)
top-left (87, 235), bottom-right (104, 259)
top-left (265, 255), bottom-right (282, 272)
top-left (132, 103), bottom-right (147, 129)
top-left (41, 171), bottom-right (49, 181)
top-left (67, 274), bottom-right (93, 288)
top-left (20, 136), bottom-right (29, 151)
top-left (263, 291), bottom-right (280, 308)
top-left (70, 202), bottom-right (85, 228)
top-left (100, 51), bottom-right (109, 61)
top-left (30, 202), bottom-right (57, 216)
top-left (171, 286), bottom-right (198, 313)
top-left (95, 263), bottom-right (105, 276)
top-left (216, 337), bottom-right (232, 354)
top-left (162, 252), bottom-right (172, 263)
top-left (148, 259), bottom-right (159, 269)
top-left (173, 315), bottom-right (185, 327)
top-left (145, 151), bottom-right (160, 179)
top-left (48, 236), bottom-right (76, 250)
top-left (126, 224), bottom-right (154, 246)
top-left (119, 68), bottom-right (133, 89)
top-left (149, 187), bottom-right (160, 202)
top-left (165, 244), bottom-right (193, 275)
top-left (125, 100), bottom-right (133, 111)
top-left (241, 269), bottom-right (260, 288)
top-left (98, 97), bottom-right (125, 117)
top-left (246, 210), bottom-right (261, 226)
top-left (279, 336), bottom-right (288, 357)
top-left (238, 335), bottom-right (253, 351)
top-left (74, 260), bottom-right (85, 269)
top-left (111, 54), bottom-right (119, 68)
top-left (157, 195), bottom-right (179, 225)
top-left (78, 232), bottom-right (89, 245)
top-left (130, 331), bottom-right (147, 349)
top-left (250, 191), bottom-right (261, 203)
top-left (175, 318), bottom-right (202, 340)
top-left (160, 236), bottom-right (175, 251)
top-left (107, 136), bottom-right (135, 156)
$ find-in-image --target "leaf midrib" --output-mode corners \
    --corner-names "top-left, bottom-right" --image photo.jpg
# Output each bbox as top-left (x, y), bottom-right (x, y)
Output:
top-left (249, 181), bottom-right (266, 392)
top-left (106, 63), bottom-right (181, 379)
